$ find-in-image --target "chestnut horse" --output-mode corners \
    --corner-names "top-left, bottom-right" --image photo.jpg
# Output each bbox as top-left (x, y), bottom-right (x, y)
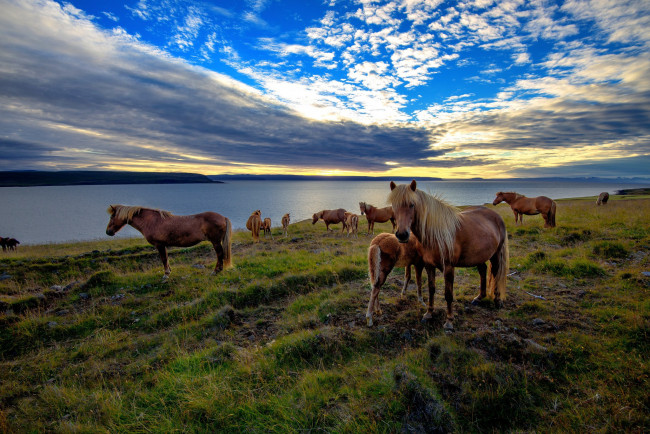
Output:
top-left (493, 192), bottom-right (556, 228)
top-left (281, 213), bottom-right (290, 237)
top-left (596, 192), bottom-right (609, 205)
top-left (312, 208), bottom-right (348, 232)
top-left (389, 180), bottom-right (509, 330)
top-left (106, 205), bottom-right (231, 280)
top-left (366, 233), bottom-right (431, 326)
top-left (246, 210), bottom-right (262, 242)
top-left (261, 217), bottom-right (272, 237)
top-left (344, 212), bottom-right (359, 238)
top-left (359, 202), bottom-right (396, 235)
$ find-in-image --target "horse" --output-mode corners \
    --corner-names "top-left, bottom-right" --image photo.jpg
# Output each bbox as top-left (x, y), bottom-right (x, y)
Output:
top-left (262, 217), bottom-right (272, 237)
top-left (389, 180), bottom-right (509, 330)
top-left (596, 192), bottom-right (609, 205)
top-left (246, 210), bottom-right (262, 242)
top-left (5, 238), bottom-right (19, 251)
top-left (344, 212), bottom-right (359, 238)
top-left (281, 213), bottom-right (290, 237)
top-left (312, 208), bottom-right (348, 232)
top-left (106, 205), bottom-right (232, 280)
top-left (366, 233), bottom-right (431, 326)
top-left (0, 237), bottom-right (6, 252)
top-left (493, 191), bottom-right (556, 228)
top-left (359, 202), bottom-right (396, 235)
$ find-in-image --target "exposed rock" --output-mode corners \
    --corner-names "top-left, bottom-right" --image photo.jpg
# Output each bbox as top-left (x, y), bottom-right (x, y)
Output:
top-left (532, 318), bottom-right (545, 326)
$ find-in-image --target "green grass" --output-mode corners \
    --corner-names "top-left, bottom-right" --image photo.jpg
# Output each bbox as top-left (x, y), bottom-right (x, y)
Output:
top-left (1, 197), bottom-right (650, 432)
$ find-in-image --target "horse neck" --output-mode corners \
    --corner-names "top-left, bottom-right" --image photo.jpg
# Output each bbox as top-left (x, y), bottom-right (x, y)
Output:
top-left (415, 195), bottom-right (460, 261)
top-left (128, 209), bottom-right (162, 236)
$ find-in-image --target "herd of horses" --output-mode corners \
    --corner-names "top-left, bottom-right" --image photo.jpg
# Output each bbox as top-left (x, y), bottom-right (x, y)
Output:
top-left (103, 183), bottom-right (613, 329)
top-left (0, 237), bottom-right (20, 252)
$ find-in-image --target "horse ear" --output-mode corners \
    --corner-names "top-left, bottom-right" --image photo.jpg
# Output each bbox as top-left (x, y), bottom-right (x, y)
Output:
top-left (410, 180), bottom-right (417, 191)
top-left (390, 181), bottom-right (396, 190)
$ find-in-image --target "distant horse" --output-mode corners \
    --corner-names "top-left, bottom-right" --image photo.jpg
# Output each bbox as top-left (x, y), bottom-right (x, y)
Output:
top-left (312, 209), bottom-right (348, 232)
top-left (493, 191), bottom-right (556, 228)
top-left (366, 233), bottom-right (431, 326)
top-left (0, 237), bottom-right (6, 252)
top-left (359, 202), bottom-right (396, 235)
top-left (281, 213), bottom-right (290, 237)
top-left (344, 212), bottom-right (359, 238)
top-left (106, 205), bottom-right (231, 280)
top-left (389, 180), bottom-right (509, 330)
top-left (246, 210), bottom-right (262, 242)
top-left (596, 192), bottom-right (609, 205)
top-left (261, 217), bottom-right (272, 237)
top-left (5, 238), bottom-right (19, 251)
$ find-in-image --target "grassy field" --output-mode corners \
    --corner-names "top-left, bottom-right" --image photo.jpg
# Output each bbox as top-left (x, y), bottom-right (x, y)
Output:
top-left (1, 195), bottom-right (648, 432)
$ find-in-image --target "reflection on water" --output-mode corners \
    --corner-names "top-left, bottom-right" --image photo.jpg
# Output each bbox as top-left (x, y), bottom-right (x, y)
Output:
top-left (0, 180), bottom-right (646, 244)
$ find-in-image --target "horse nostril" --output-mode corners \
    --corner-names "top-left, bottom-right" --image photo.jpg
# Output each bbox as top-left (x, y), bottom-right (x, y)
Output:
top-left (106, 229), bottom-right (114, 236)
top-left (396, 231), bottom-right (409, 243)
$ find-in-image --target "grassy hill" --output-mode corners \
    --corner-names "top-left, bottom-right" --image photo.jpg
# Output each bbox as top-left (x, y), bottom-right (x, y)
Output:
top-left (0, 195), bottom-right (648, 432)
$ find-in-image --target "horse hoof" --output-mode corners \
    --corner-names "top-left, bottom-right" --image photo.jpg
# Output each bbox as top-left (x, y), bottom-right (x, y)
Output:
top-left (366, 316), bottom-right (373, 327)
top-left (161, 275), bottom-right (170, 282)
top-left (443, 321), bottom-right (454, 331)
top-left (495, 299), bottom-right (503, 309)
top-left (471, 297), bottom-right (481, 306)
top-left (421, 312), bottom-right (433, 323)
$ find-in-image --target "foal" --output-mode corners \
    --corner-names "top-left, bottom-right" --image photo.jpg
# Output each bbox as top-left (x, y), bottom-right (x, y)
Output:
top-left (281, 213), bottom-right (290, 237)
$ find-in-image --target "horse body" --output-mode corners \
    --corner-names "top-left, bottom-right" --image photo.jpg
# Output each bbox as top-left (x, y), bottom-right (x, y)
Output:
top-left (389, 180), bottom-right (509, 330)
top-left (359, 202), bottom-right (396, 234)
top-left (106, 205), bottom-right (231, 279)
top-left (262, 217), bottom-right (272, 236)
top-left (246, 210), bottom-right (262, 241)
top-left (344, 212), bottom-right (359, 238)
top-left (366, 233), bottom-right (430, 326)
top-left (312, 208), bottom-right (348, 232)
top-left (493, 191), bottom-right (556, 228)
top-left (1, 237), bottom-right (19, 252)
top-left (597, 192), bottom-right (609, 205)
top-left (281, 213), bottom-right (290, 237)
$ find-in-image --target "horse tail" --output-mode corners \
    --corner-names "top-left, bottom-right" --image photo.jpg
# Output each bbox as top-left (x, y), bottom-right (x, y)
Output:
top-left (549, 201), bottom-right (557, 227)
top-left (222, 218), bottom-right (232, 268)
top-left (488, 231), bottom-right (509, 299)
top-left (368, 243), bottom-right (382, 288)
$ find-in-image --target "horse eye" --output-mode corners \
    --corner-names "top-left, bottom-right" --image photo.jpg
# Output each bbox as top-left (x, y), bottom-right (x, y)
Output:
top-left (409, 203), bottom-right (414, 209)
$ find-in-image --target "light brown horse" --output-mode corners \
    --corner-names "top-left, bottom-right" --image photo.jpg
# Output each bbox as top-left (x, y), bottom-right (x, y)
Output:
top-left (359, 202), bottom-right (396, 235)
top-left (344, 212), bottom-right (359, 238)
top-left (389, 180), bottom-right (509, 330)
top-left (596, 192), bottom-right (609, 205)
top-left (106, 205), bottom-right (232, 280)
top-left (261, 217), bottom-right (272, 237)
top-left (281, 213), bottom-right (290, 237)
top-left (312, 208), bottom-right (348, 232)
top-left (366, 233), bottom-right (431, 326)
top-left (493, 191), bottom-right (556, 228)
top-left (246, 210), bottom-right (262, 242)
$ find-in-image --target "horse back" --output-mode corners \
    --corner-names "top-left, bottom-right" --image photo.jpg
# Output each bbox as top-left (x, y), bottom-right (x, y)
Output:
top-left (452, 206), bottom-right (506, 266)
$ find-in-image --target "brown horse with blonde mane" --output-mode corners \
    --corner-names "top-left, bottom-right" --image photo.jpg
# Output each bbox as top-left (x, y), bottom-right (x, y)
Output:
top-left (312, 208), bottom-right (348, 232)
top-left (106, 205), bottom-right (231, 280)
top-left (246, 210), bottom-right (262, 242)
top-left (389, 180), bottom-right (509, 330)
top-left (281, 213), bottom-right (290, 237)
top-left (359, 202), bottom-right (396, 235)
top-left (366, 233), bottom-right (431, 326)
top-left (493, 192), bottom-right (556, 228)
top-left (596, 192), bottom-right (609, 205)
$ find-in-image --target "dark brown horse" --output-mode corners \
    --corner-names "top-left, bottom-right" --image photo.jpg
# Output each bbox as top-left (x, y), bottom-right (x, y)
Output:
top-left (596, 192), bottom-right (609, 205)
top-left (312, 209), bottom-right (348, 232)
top-left (366, 233), bottom-right (431, 326)
top-left (246, 210), bottom-right (262, 242)
top-left (389, 180), bottom-right (509, 330)
top-left (359, 202), bottom-right (396, 234)
top-left (493, 191), bottom-right (556, 228)
top-left (281, 213), bottom-right (290, 237)
top-left (106, 205), bottom-right (231, 280)
top-left (0, 237), bottom-right (19, 252)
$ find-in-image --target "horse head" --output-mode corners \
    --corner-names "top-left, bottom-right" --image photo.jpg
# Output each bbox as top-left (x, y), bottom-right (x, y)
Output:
top-left (106, 204), bottom-right (128, 236)
top-left (389, 180), bottom-right (418, 243)
top-left (312, 211), bottom-right (322, 224)
top-left (359, 202), bottom-right (366, 215)
top-left (493, 192), bottom-right (505, 206)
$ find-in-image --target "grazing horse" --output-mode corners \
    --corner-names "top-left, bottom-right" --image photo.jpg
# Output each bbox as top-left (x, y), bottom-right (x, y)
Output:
top-left (389, 180), bottom-right (509, 330)
top-left (281, 213), bottom-right (290, 237)
top-left (106, 205), bottom-right (231, 280)
top-left (344, 212), bottom-right (359, 238)
top-left (359, 202), bottom-right (396, 235)
top-left (5, 238), bottom-right (19, 251)
top-left (493, 191), bottom-right (556, 228)
top-left (596, 192), bottom-right (609, 205)
top-left (366, 233), bottom-right (430, 326)
top-left (246, 210), bottom-right (262, 242)
top-left (312, 208), bottom-right (348, 232)
top-left (262, 217), bottom-right (272, 237)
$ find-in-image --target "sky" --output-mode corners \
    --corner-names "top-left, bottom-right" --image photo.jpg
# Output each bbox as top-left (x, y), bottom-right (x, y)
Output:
top-left (0, 0), bottom-right (649, 179)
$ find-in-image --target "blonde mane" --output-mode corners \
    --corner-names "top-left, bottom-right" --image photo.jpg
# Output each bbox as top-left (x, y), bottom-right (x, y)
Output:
top-left (107, 204), bottom-right (173, 222)
top-left (388, 185), bottom-right (461, 261)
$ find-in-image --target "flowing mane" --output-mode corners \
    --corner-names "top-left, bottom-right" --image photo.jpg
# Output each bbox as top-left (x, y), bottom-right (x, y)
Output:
top-left (388, 185), bottom-right (461, 260)
top-left (107, 204), bottom-right (173, 222)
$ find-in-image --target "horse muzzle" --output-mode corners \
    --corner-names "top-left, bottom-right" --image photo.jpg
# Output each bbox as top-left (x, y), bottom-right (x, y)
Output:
top-left (395, 229), bottom-right (410, 243)
top-left (106, 229), bottom-right (115, 236)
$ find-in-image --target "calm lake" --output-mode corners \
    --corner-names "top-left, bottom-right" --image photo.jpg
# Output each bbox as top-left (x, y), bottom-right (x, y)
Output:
top-left (1, 180), bottom-right (647, 245)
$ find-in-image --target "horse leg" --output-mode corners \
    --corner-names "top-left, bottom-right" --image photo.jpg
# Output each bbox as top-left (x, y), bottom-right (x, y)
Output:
top-left (401, 265), bottom-right (412, 297)
top-left (491, 255), bottom-right (503, 308)
top-left (211, 241), bottom-right (224, 274)
top-left (471, 263), bottom-right (488, 305)
top-left (443, 266), bottom-right (455, 330)
top-left (415, 263), bottom-right (425, 306)
top-left (157, 246), bottom-right (171, 281)
top-left (422, 264), bottom-right (437, 322)
top-left (367, 269), bottom-right (388, 326)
